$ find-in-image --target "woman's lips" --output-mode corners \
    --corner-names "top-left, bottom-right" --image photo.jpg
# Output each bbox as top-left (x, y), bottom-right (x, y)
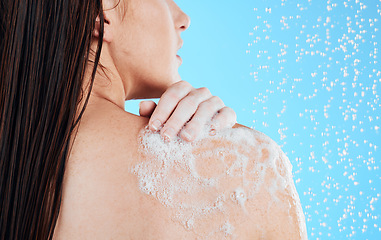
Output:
top-left (176, 55), bottom-right (182, 65)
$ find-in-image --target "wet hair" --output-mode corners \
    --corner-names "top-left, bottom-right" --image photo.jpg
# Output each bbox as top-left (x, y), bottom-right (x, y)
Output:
top-left (0, 0), bottom-right (106, 239)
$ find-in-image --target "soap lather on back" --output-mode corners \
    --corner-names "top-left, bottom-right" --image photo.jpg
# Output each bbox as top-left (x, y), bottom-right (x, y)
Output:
top-left (133, 124), bottom-right (308, 239)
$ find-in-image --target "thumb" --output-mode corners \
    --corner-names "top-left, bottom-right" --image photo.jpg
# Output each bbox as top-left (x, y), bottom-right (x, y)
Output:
top-left (139, 100), bottom-right (157, 118)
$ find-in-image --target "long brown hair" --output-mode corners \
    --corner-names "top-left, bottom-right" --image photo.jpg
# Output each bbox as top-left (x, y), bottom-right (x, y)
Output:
top-left (0, 0), bottom-right (105, 239)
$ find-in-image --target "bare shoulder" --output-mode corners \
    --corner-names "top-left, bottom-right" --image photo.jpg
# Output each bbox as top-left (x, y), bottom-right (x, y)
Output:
top-left (132, 123), bottom-right (307, 239)
top-left (227, 124), bottom-right (308, 239)
top-left (54, 103), bottom-right (307, 240)
top-left (54, 102), bottom-right (160, 239)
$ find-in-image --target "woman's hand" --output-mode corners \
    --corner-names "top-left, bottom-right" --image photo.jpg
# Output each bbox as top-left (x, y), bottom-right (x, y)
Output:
top-left (139, 81), bottom-right (237, 142)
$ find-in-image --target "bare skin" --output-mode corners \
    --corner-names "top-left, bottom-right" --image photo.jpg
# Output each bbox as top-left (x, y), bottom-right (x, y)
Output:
top-left (53, 0), bottom-right (307, 238)
top-left (54, 98), bottom-right (307, 239)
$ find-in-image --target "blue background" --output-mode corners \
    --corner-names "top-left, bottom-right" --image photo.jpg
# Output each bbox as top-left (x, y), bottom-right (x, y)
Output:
top-left (125, 0), bottom-right (381, 239)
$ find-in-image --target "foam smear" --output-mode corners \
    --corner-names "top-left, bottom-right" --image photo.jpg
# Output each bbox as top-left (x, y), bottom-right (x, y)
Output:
top-left (132, 124), bottom-right (307, 239)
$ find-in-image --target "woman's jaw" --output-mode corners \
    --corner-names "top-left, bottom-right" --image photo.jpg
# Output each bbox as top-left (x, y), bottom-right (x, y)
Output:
top-left (82, 0), bottom-right (190, 108)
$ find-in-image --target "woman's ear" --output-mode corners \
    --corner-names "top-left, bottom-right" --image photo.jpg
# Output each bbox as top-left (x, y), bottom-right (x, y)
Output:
top-left (92, 13), bottom-right (113, 43)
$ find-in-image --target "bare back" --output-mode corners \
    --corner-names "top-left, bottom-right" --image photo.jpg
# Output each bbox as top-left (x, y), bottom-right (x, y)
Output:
top-left (53, 99), bottom-right (307, 240)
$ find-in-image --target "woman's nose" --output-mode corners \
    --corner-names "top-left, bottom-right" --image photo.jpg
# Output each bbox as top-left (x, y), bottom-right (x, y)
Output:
top-left (174, 5), bottom-right (191, 31)
top-left (178, 11), bottom-right (191, 31)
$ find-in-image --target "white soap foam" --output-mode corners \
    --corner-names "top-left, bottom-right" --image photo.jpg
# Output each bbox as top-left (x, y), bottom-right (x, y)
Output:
top-left (131, 124), bottom-right (305, 239)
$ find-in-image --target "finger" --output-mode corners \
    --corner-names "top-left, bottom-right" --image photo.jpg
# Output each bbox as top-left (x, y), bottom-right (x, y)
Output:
top-left (160, 87), bottom-right (213, 141)
top-left (148, 81), bottom-right (194, 131)
top-left (209, 107), bottom-right (237, 134)
top-left (179, 96), bottom-right (225, 142)
top-left (139, 101), bottom-right (157, 118)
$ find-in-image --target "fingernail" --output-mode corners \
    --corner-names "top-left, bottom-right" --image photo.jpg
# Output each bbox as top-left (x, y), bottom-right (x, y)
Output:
top-left (163, 128), bottom-right (175, 142)
top-left (181, 129), bottom-right (193, 141)
top-left (151, 120), bottom-right (162, 131)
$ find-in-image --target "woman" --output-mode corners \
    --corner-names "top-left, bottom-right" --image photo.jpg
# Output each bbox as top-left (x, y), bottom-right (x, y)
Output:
top-left (0, 0), bottom-right (307, 239)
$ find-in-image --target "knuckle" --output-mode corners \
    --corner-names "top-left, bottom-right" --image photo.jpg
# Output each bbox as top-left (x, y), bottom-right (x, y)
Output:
top-left (198, 96), bottom-right (224, 113)
top-left (198, 87), bottom-right (211, 96)
top-left (178, 80), bottom-right (192, 89)
top-left (224, 106), bottom-right (233, 112)
top-left (199, 100), bottom-right (216, 113)
top-left (166, 81), bottom-right (192, 97)
top-left (224, 107), bottom-right (237, 121)
top-left (183, 92), bottom-right (206, 109)
top-left (187, 89), bottom-right (202, 100)
top-left (222, 106), bottom-right (233, 114)
top-left (164, 90), bottom-right (182, 101)
top-left (228, 107), bottom-right (237, 116)
top-left (211, 96), bottom-right (225, 107)
top-left (180, 97), bottom-right (198, 109)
